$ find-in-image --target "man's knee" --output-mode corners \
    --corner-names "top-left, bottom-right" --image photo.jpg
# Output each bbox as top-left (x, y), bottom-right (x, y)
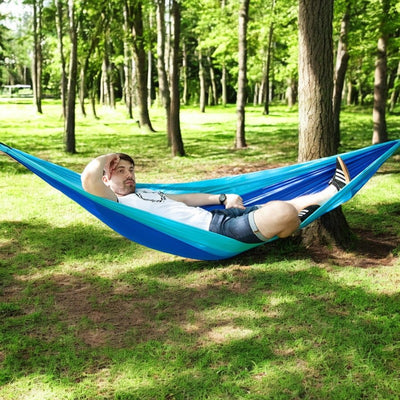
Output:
top-left (254, 201), bottom-right (299, 239)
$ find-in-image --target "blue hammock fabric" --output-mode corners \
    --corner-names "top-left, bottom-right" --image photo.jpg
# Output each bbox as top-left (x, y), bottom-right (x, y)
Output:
top-left (1, 140), bottom-right (399, 260)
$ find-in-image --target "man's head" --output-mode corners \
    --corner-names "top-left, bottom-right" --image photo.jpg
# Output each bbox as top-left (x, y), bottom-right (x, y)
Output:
top-left (102, 153), bottom-right (136, 196)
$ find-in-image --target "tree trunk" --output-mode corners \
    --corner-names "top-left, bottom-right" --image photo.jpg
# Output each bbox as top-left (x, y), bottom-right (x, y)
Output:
top-left (182, 42), bottom-right (188, 105)
top-left (156, 0), bottom-right (171, 143)
top-left (79, 65), bottom-right (86, 116)
top-left (372, 34), bottom-right (389, 144)
top-left (263, 13), bottom-right (274, 115)
top-left (333, 7), bottom-right (350, 149)
top-left (169, 0), bottom-right (185, 156)
top-left (32, 0), bottom-right (43, 114)
top-left (235, 0), bottom-right (250, 149)
top-left (389, 61), bottom-right (400, 112)
top-left (285, 78), bottom-right (297, 107)
top-left (221, 64), bottom-right (227, 106)
top-left (64, 0), bottom-right (77, 154)
top-left (298, 0), bottom-right (351, 247)
top-left (55, 0), bottom-right (67, 118)
top-left (199, 51), bottom-right (206, 113)
top-left (129, 0), bottom-right (155, 132)
top-left (208, 55), bottom-right (217, 105)
top-left (123, 2), bottom-right (134, 119)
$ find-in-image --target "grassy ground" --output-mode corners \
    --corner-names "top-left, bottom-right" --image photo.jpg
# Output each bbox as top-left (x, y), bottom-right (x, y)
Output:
top-left (1, 100), bottom-right (400, 399)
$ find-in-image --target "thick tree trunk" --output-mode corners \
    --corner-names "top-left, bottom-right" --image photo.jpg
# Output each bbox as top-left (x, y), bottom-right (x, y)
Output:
top-left (128, 0), bottom-right (155, 132)
top-left (235, 0), bottom-right (250, 149)
top-left (298, 0), bottom-right (352, 247)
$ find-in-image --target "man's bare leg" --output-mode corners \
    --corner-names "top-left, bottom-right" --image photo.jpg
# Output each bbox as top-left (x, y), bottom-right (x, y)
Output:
top-left (252, 157), bottom-right (351, 240)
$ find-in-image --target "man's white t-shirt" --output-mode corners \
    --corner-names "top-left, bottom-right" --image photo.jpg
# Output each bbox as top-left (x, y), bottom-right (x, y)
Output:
top-left (117, 189), bottom-right (213, 231)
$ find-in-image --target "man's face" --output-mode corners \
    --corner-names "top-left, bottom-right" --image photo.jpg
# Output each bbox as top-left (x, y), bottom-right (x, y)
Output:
top-left (103, 159), bottom-right (136, 196)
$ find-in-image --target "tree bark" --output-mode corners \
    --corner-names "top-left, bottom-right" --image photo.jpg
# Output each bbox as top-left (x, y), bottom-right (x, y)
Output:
top-left (156, 0), bottom-right (171, 143)
top-left (123, 2), bottom-right (134, 119)
top-left (333, 7), bottom-right (350, 149)
top-left (221, 64), bottom-right (227, 106)
top-left (32, 0), bottom-right (43, 114)
top-left (182, 42), bottom-right (188, 105)
top-left (263, 5), bottom-right (274, 115)
top-left (55, 0), bottom-right (67, 118)
top-left (199, 51), bottom-right (206, 113)
top-left (235, 0), bottom-right (250, 149)
top-left (298, 0), bottom-right (352, 247)
top-left (372, 32), bottom-right (389, 144)
top-left (208, 54), bottom-right (217, 105)
top-left (389, 61), bottom-right (400, 113)
top-left (64, 0), bottom-right (77, 154)
top-left (127, 0), bottom-right (155, 132)
top-left (169, 0), bottom-right (185, 156)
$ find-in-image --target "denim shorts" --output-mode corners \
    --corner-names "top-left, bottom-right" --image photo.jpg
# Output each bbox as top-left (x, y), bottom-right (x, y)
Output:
top-left (209, 206), bottom-right (268, 243)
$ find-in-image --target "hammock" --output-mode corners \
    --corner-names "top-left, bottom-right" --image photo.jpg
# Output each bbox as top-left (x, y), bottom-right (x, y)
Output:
top-left (1, 140), bottom-right (399, 260)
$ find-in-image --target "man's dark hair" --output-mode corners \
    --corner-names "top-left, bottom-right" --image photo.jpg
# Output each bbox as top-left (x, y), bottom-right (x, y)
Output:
top-left (117, 153), bottom-right (135, 166)
top-left (103, 153), bottom-right (135, 175)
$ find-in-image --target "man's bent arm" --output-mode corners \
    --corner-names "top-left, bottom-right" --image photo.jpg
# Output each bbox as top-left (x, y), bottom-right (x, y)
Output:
top-left (81, 155), bottom-right (118, 201)
top-left (166, 193), bottom-right (244, 209)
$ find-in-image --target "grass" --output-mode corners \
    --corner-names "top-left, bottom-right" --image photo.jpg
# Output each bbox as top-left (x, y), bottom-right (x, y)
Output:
top-left (1, 100), bottom-right (400, 399)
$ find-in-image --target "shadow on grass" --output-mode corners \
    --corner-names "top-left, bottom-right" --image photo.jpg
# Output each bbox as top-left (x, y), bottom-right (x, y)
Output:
top-left (1, 216), bottom-right (400, 398)
top-left (1, 250), bottom-right (400, 398)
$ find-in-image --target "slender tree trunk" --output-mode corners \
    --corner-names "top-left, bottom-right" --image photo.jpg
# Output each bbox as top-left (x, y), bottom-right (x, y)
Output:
top-left (333, 7), bottom-right (350, 149)
top-left (79, 65), bottom-right (86, 116)
top-left (55, 0), bottom-right (67, 118)
top-left (235, 0), bottom-right (250, 149)
top-left (64, 0), bottom-right (77, 154)
top-left (372, 33), bottom-right (389, 143)
top-left (298, 0), bottom-right (351, 248)
top-left (32, 0), bottom-right (43, 114)
top-left (156, 0), bottom-right (171, 142)
top-left (169, 0), bottom-right (185, 156)
top-left (285, 78), bottom-right (297, 107)
top-left (208, 55), bottom-right (217, 105)
top-left (182, 42), bottom-right (188, 105)
top-left (123, 2), bottom-right (134, 119)
top-left (147, 11), bottom-right (153, 109)
top-left (263, 1), bottom-right (274, 115)
top-left (389, 61), bottom-right (400, 112)
top-left (199, 51), bottom-right (206, 113)
top-left (221, 63), bottom-right (227, 106)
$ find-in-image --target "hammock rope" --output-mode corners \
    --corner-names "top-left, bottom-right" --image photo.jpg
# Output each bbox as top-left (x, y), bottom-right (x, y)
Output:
top-left (1, 140), bottom-right (399, 260)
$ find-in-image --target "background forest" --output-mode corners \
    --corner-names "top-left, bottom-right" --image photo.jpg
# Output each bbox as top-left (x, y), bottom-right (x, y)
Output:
top-left (0, 0), bottom-right (400, 153)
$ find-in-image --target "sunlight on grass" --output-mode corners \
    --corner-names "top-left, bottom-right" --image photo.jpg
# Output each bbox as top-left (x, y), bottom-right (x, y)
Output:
top-left (1, 101), bottom-right (400, 399)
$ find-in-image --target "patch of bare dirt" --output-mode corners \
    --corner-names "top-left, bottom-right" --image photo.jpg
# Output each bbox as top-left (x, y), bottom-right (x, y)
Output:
top-left (307, 228), bottom-right (398, 268)
top-left (205, 162), bottom-right (286, 179)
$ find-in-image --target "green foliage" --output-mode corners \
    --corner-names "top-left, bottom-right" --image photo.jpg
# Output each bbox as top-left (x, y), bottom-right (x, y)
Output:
top-left (2, 0), bottom-right (399, 109)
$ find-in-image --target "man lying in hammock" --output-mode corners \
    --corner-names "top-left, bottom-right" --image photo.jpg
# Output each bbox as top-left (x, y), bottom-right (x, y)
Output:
top-left (81, 154), bottom-right (351, 244)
